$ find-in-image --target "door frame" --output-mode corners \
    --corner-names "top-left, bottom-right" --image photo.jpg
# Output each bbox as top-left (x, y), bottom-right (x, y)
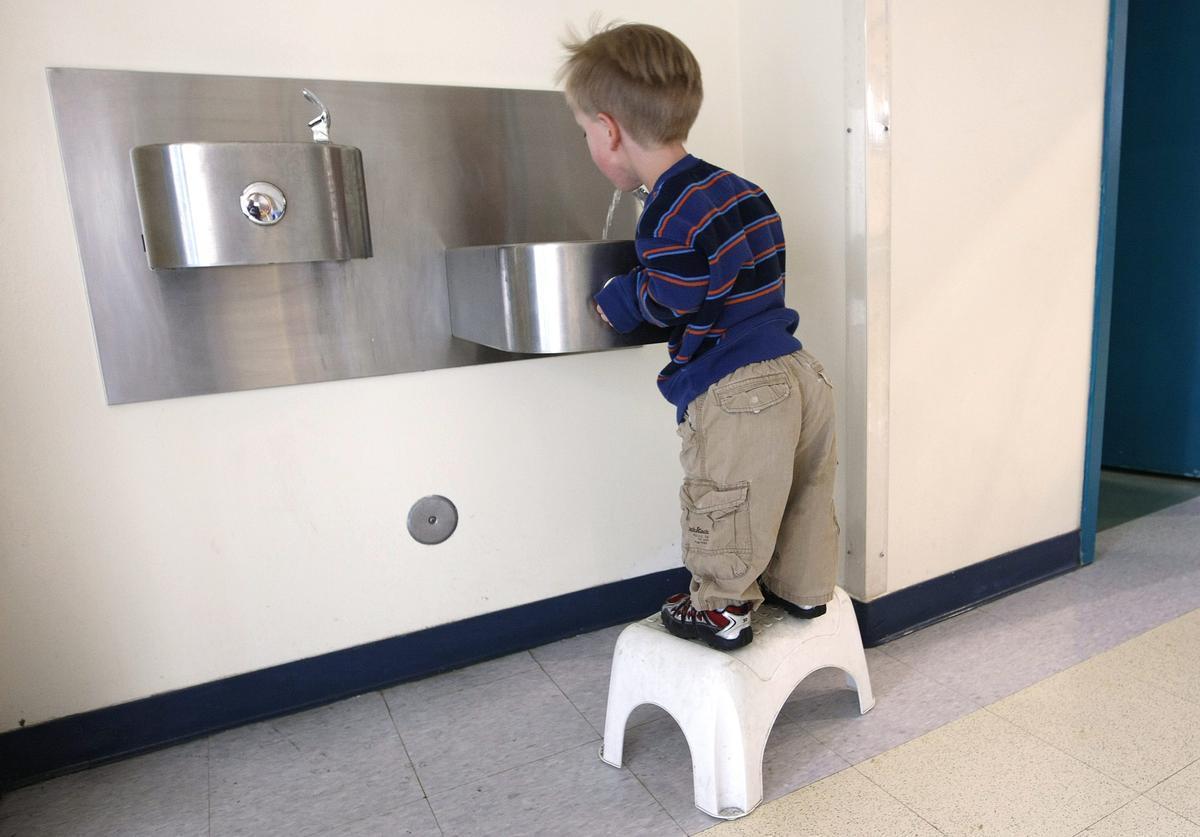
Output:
top-left (1080, 0), bottom-right (1130, 564)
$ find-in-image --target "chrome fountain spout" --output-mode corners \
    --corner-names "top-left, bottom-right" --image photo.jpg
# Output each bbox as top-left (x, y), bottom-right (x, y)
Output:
top-left (302, 88), bottom-right (330, 143)
top-left (632, 185), bottom-right (650, 213)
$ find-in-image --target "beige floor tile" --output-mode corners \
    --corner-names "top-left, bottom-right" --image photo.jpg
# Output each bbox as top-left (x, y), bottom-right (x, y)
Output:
top-left (855, 710), bottom-right (1133, 837)
top-left (1097, 609), bottom-right (1200, 707)
top-left (989, 653), bottom-right (1200, 792)
top-left (1147, 758), bottom-right (1200, 824)
top-left (1081, 795), bottom-right (1200, 836)
top-left (699, 767), bottom-right (939, 837)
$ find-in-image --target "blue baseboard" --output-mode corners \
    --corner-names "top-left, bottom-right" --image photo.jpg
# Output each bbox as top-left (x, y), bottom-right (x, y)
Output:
top-left (852, 530), bottom-right (1081, 646)
top-left (1, 529), bottom-right (1080, 790)
top-left (0, 567), bottom-right (690, 791)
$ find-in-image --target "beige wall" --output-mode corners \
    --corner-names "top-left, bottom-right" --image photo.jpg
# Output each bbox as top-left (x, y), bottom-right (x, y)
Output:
top-left (885, 0), bottom-right (1108, 590)
top-left (738, 1), bottom-right (849, 572)
top-left (0, 0), bottom-right (743, 731)
top-left (0, 0), bottom-right (1114, 732)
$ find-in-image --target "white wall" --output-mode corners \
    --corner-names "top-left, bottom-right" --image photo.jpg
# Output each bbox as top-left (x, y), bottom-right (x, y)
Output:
top-left (0, 0), bottom-right (1115, 732)
top-left (738, 2), bottom-right (849, 570)
top-left (738, 0), bottom-right (1110, 599)
top-left (885, 0), bottom-right (1109, 590)
top-left (0, 0), bottom-right (744, 731)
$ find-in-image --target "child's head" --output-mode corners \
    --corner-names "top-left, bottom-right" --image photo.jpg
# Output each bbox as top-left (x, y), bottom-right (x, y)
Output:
top-left (557, 22), bottom-right (703, 149)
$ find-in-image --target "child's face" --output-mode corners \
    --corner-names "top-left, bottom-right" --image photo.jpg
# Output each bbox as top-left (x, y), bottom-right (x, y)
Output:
top-left (572, 108), bottom-right (640, 192)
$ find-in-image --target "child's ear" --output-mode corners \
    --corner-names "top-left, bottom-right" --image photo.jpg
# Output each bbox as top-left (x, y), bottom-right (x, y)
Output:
top-left (596, 112), bottom-right (622, 150)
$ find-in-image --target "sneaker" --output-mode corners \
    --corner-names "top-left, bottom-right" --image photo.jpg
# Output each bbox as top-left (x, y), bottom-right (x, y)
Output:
top-left (761, 585), bottom-right (826, 619)
top-left (660, 593), bottom-right (754, 650)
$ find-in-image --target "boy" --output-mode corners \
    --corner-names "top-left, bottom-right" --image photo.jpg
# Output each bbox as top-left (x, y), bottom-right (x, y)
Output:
top-left (559, 23), bottom-right (840, 650)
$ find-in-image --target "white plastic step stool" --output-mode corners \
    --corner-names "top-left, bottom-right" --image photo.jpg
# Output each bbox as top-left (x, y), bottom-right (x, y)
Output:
top-left (600, 586), bottom-right (874, 820)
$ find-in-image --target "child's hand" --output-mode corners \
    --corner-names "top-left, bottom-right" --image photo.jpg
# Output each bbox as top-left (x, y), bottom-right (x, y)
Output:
top-left (595, 303), bottom-right (612, 327)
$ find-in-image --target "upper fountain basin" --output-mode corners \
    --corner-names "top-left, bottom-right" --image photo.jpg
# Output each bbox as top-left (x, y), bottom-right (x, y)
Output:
top-left (130, 141), bottom-right (371, 270)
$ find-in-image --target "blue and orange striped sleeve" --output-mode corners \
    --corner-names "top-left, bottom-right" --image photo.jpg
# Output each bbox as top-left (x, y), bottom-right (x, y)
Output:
top-left (594, 237), bottom-right (710, 333)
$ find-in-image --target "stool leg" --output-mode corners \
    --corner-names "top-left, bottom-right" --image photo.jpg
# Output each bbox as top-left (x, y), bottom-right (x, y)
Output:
top-left (844, 658), bottom-right (876, 714)
top-left (600, 693), bottom-right (635, 768)
top-left (829, 587), bottom-right (875, 714)
top-left (836, 634), bottom-right (875, 715)
top-left (688, 701), bottom-right (762, 819)
top-left (600, 640), bottom-right (643, 768)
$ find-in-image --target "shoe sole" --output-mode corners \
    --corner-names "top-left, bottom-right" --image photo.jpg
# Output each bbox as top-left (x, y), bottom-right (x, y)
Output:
top-left (762, 589), bottom-right (826, 619)
top-left (661, 611), bottom-right (754, 651)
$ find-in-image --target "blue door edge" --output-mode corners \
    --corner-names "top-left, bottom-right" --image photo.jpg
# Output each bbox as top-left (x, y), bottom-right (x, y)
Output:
top-left (1081, 0), bottom-right (1130, 565)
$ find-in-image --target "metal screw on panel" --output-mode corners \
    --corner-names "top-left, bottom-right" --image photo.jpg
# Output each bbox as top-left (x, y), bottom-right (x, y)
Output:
top-left (407, 495), bottom-right (458, 545)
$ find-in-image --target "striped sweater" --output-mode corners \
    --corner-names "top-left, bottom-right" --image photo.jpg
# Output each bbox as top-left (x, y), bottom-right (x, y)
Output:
top-left (594, 154), bottom-right (802, 423)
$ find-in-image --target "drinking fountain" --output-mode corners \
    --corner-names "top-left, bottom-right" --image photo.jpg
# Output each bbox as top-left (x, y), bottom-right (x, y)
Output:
top-left (445, 239), bottom-right (666, 354)
top-left (129, 89), bottom-right (371, 270)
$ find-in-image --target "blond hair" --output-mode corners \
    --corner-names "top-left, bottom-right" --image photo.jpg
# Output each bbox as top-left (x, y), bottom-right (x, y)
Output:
top-left (557, 22), bottom-right (703, 146)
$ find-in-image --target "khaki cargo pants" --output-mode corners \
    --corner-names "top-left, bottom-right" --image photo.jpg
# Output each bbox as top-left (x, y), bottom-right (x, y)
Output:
top-left (678, 349), bottom-right (840, 610)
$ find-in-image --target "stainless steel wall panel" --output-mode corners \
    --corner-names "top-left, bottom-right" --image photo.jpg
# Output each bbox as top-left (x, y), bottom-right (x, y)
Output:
top-left (46, 68), bottom-right (640, 404)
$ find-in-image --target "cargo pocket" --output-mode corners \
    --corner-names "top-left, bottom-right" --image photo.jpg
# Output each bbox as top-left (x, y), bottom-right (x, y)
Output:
top-left (680, 479), bottom-right (752, 580)
top-left (714, 373), bottom-right (791, 414)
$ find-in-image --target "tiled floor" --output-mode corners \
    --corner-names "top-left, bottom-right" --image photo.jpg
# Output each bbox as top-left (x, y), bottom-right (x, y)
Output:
top-left (712, 608), bottom-right (1200, 837)
top-left (2, 494), bottom-right (1199, 836)
top-left (1098, 468), bottom-right (1200, 531)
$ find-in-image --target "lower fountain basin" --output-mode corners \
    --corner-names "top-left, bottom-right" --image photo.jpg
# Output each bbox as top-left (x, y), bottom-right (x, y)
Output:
top-left (445, 240), bottom-right (666, 354)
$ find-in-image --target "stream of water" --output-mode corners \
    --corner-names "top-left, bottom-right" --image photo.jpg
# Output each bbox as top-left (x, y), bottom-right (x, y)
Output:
top-left (601, 187), bottom-right (623, 240)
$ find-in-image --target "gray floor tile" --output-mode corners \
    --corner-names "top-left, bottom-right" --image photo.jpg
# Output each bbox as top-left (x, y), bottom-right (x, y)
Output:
top-left (783, 649), bottom-right (979, 764)
top-left (974, 569), bottom-right (1095, 627)
top-left (1092, 504), bottom-right (1199, 593)
top-left (383, 651), bottom-right (542, 703)
top-left (530, 622), bottom-right (664, 734)
top-left (979, 556), bottom-right (1195, 661)
top-left (621, 711), bottom-right (846, 835)
top-left (619, 716), bottom-right (723, 835)
top-left (1102, 491), bottom-right (1200, 532)
top-left (1097, 469), bottom-right (1200, 532)
top-left (976, 572), bottom-right (1171, 668)
top-left (311, 798), bottom-right (443, 836)
top-left (538, 650), bottom-right (671, 736)
top-left (385, 669), bottom-right (598, 795)
top-left (1031, 576), bottom-right (1197, 666)
top-left (972, 506), bottom-right (1200, 672)
top-left (209, 693), bottom-right (422, 837)
top-left (428, 739), bottom-right (682, 837)
top-left (0, 740), bottom-right (208, 837)
top-left (878, 605), bottom-right (1082, 706)
top-left (1096, 499), bottom-right (1200, 585)
top-left (529, 624), bottom-right (629, 665)
top-left (758, 715), bottom-right (850, 805)
top-left (705, 767), bottom-right (943, 837)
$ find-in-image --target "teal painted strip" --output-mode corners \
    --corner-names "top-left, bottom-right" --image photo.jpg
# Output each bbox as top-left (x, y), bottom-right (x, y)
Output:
top-left (1081, 0), bottom-right (1130, 565)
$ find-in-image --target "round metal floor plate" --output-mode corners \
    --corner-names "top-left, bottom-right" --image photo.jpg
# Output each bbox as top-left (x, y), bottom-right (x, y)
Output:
top-left (407, 495), bottom-right (458, 544)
